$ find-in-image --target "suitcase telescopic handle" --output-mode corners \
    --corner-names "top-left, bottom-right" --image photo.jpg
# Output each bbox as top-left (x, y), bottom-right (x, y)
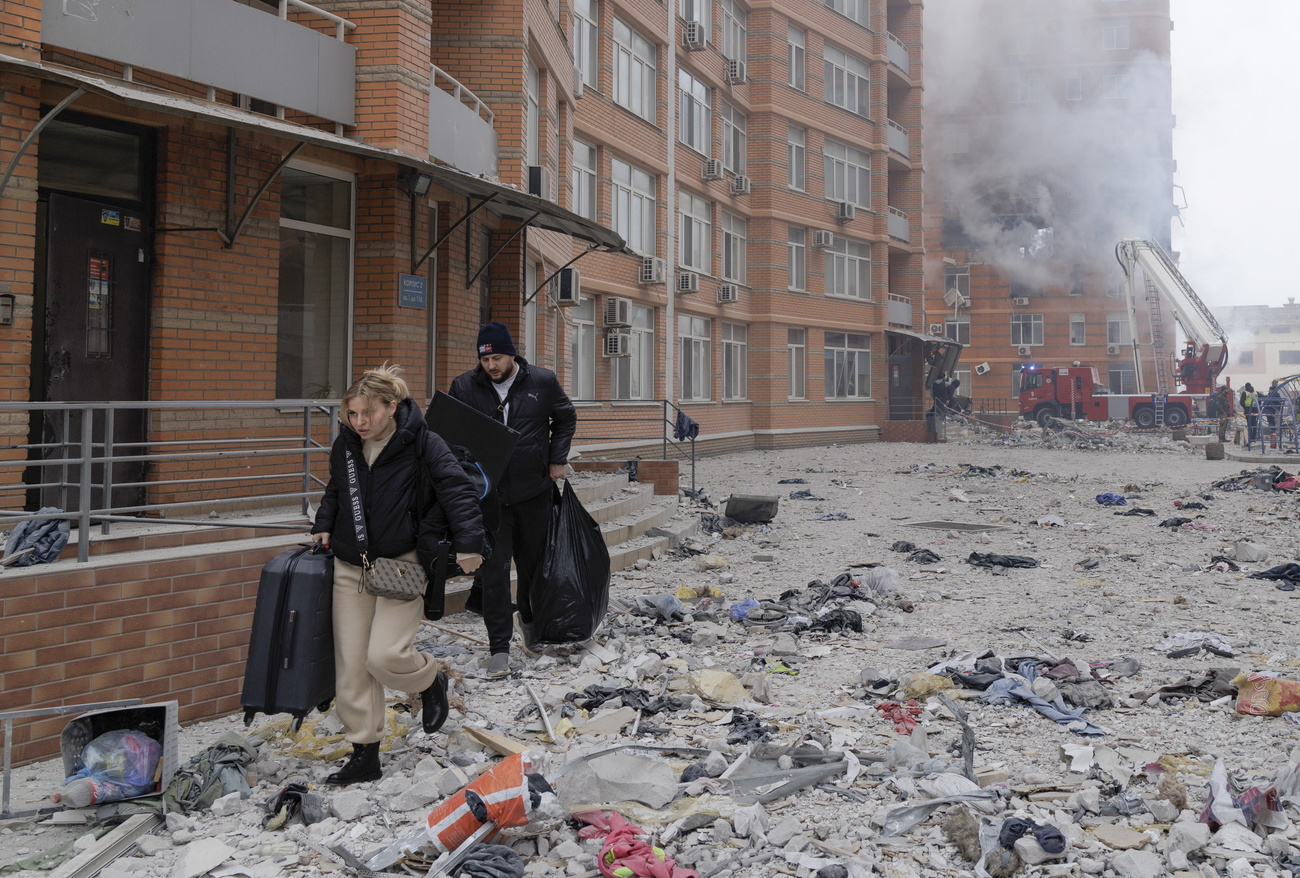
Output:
top-left (283, 610), bottom-right (297, 669)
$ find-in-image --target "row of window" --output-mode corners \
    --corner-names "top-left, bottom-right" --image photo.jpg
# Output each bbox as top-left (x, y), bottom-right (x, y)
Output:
top-left (940, 312), bottom-right (1135, 347)
top-left (572, 137), bottom-right (872, 256)
top-left (1010, 72), bottom-right (1133, 104)
top-left (572, 1), bottom-right (875, 127)
top-left (567, 301), bottom-right (872, 403)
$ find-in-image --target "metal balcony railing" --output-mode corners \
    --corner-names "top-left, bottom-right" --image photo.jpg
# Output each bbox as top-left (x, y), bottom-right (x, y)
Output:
top-left (567, 400), bottom-right (697, 494)
top-left (278, 0), bottom-right (357, 40)
top-left (428, 64), bottom-right (499, 176)
top-left (0, 400), bottom-right (339, 563)
top-left (886, 32), bottom-right (910, 72)
top-left (887, 119), bottom-right (910, 157)
top-left (888, 206), bottom-right (910, 242)
top-left (887, 293), bottom-right (913, 327)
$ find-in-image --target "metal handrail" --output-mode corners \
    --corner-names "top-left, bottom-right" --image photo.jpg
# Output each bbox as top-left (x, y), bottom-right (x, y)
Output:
top-left (280, 0), bottom-right (357, 40)
top-left (567, 399), bottom-right (696, 494)
top-left (0, 400), bottom-right (339, 563)
top-left (429, 64), bottom-right (496, 126)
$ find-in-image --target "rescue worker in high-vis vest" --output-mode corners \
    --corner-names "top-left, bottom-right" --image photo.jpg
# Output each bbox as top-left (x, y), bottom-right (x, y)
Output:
top-left (1239, 383), bottom-right (1259, 448)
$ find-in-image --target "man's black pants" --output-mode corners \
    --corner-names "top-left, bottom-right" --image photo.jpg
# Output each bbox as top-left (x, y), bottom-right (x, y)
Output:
top-left (478, 488), bottom-right (552, 655)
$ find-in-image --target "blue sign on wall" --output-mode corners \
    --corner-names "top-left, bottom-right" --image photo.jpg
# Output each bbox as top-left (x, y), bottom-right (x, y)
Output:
top-left (399, 274), bottom-right (427, 309)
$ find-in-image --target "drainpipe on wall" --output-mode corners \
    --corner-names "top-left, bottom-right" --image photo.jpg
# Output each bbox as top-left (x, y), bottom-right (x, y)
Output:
top-left (664, 11), bottom-right (678, 403)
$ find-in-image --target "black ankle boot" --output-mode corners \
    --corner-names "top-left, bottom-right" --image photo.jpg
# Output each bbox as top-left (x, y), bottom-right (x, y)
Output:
top-left (326, 742), bottom-right (382, 785)
top-left (421, 670), bottom-right (449, 734)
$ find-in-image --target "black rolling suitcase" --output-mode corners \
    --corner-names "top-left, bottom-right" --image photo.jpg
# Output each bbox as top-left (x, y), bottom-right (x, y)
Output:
top-left (242, 545), bottom-right (335, 730)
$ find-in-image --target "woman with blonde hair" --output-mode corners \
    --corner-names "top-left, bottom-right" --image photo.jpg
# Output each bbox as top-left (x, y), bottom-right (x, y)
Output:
top-left (311, 364), bottom-right (484, 785)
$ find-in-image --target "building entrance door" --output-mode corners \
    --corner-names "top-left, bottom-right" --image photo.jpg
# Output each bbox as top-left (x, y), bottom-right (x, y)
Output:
top-left (34, 192), bottom-right (151, 511)
top-left (888, 354), bottom-right (915, 420)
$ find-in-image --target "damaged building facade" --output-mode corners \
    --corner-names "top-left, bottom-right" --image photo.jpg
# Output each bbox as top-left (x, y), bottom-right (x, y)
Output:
top-left (922, 0), bottom-right (1180, 410)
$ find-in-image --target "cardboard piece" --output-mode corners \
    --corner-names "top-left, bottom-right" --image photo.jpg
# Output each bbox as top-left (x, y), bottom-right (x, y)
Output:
top-left (425, 391), bottom-right (519, 487)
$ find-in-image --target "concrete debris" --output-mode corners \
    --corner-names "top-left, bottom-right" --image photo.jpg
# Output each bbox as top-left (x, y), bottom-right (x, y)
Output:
top-left (8, 435), bottom-right (1300, 878)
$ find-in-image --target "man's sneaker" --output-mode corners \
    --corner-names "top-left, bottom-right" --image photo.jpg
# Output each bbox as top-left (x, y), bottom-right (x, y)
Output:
top-left (513, 612), bottom-right (540, 656)
top-left (485, 652), bottom-right (511, 678)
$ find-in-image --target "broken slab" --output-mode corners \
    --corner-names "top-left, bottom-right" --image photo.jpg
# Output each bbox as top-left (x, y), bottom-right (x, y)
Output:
top-left (557, 752), bottom-right (677, 809)
top-left (1093, 823), bottom-right (1151, 850)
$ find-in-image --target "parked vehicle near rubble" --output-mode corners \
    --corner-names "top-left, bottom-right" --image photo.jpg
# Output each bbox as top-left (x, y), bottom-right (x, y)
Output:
top-left (1018, 239), bottom-right (1228, 428)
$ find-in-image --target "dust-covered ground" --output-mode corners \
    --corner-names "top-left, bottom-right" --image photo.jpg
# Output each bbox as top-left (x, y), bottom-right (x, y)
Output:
top-left (3, 426), bottom-right (1300, 878)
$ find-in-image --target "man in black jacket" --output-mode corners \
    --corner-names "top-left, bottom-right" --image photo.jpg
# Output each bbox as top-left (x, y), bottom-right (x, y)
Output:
top-left (449, 323), bottom-right (577, 676)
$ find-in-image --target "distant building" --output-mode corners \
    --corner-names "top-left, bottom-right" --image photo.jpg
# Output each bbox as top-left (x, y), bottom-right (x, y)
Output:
top-left (924, 0), bottom-right (1179, 406)
top-left (1215, 300), bottom-right (1300, 391)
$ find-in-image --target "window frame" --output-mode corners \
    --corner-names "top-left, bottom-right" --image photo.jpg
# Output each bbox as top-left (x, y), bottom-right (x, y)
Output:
top-left (721, 101), bottom-right (747, 175)
top-left (1102, 22), bottom-right (1130, 50)
top-left (721, 322), bottom-right (748, 400)
top-left (719, 0), bottom-right (748, 62)
top-left (612, 303), bottom-right (656, 400)
top-left (720, 210), bottom-right (747, 284)
top-left (613, 18), bottom-right (657, 123)
top-left (788, 26), bottom-right (806, 90)
top-left (823, 44), bottom-right (870, 118)
top-left (678, 190), bottom-right (712, 273)
top-left (678, 68), bottom-right (711, 155)
top-left (1069, 313), bottom-right (1086, 346)
top-left (572, 0), bottom-right (600, 88)
top-left (787, 124), bottom-right (806, 190)
top-left (787, 225), bottom-right (806, 291)
top-left (823, 138), bottom-right (870, 209)
top-left (680, 0), bottom-right (710, 40)
top-left (944, 312), bottom-right (970, 345)
top-left (823, 236), bottom-right (871, 300)
top-left (824, 331), bottom-right (871, 399)
top-left (679, 314), bottom-right (712, 401)
top-left (568, 297), bottom-right (597, 400)
top-left (277, 161), bottom-right (356, 401)
top-left (571, 139), bottom-right (598, 220)
top-left (1010, 313), bottom-right (1044, 346)
top-left (526, 59), bottom-right (541, 166)
top-left (788, 327), bottom-right (806, 400)
top-left (824, 0), bottom-right (869, 29)
top-left (611, 157), bottom-right (657, 255)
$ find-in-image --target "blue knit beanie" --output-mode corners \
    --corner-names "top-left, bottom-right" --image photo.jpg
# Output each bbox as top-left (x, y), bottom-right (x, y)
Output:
top-left (476, 322), bottom-right (517, 358)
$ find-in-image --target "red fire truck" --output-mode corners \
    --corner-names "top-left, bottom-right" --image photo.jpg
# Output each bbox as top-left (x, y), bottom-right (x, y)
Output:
top-left (1018, 240), bottom-right (1228, 428)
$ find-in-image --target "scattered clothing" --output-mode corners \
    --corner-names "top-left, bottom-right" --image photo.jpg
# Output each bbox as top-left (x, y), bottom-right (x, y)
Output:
top-left (672, 411), bottom-right (700, 442)
top-left (1158, 517), bottom-right (1193, 528)
top-left (1095, 493), bottom-right (1127, 506)
top-left (788, 489), bottom-right (826, 501)
top-left (908, 549), bottom-right (941, 564)
top-left (967, 552), bottom-right (1039, 569)
top-left (1114, 507), bottom-right (1156, 516)
top-left (575, 811), bottom-right (701, 878)
top-left (876, 701), bottom-right (923, 734)
top-left (1250, 563), bottom-right (1300, 592)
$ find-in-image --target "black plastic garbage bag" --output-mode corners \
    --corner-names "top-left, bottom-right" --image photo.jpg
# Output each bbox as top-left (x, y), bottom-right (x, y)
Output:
top-left (4, 507), bottom-right (70, 566)
top-left (530, 481), bottom-right (610, 644)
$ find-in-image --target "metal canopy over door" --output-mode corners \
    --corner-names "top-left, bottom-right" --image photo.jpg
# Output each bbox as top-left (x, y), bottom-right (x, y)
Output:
top-left (38, 192), bottom-right (150, 511)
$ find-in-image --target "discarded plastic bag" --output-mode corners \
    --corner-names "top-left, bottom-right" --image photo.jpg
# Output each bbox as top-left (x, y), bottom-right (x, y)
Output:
top-left (61, 729), bottom-right (163, 807)
top-left (530, 482), bottom-right (610, 645)
top-left (1232, 672), bottom-right (1300, 716)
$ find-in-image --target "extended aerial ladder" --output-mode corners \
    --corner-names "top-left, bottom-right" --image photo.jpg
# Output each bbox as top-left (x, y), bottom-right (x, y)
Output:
top-left (1115, 239), bottom-right (1229, 396)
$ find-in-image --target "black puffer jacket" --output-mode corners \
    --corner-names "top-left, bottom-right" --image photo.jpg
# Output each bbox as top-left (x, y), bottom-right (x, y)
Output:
top-left (448, 357), bottom-right (577, 505)
top-left (313, 398), bottom-right (484, 567)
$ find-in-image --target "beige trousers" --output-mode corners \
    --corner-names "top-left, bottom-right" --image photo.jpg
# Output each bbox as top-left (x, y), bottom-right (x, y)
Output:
top-left (332, 550), bottom-right (440, 744)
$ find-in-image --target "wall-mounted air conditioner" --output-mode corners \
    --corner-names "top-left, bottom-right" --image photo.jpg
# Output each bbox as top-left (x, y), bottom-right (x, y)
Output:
top-left (1017, 345), bottom-right (1032, 356)
top-left (813, 230), bottom-right (835, 248)
top-left (730, 175), bottom-right (751, 195)
top-left (726, 59), bottom-right (746, 83)
top-left (683, 20), bottom-right (705, 50)
top-left (527, 165), bottom-right (551, 200)
top-left (975, 362), bottom-right (991, 375)
top-left (604, 296), bottom-right (631, 326)
top-left (678, 271), bottom-right (700, 293)
top-left (837, 202), bottom-right (855, 221)
top-left (717, 284), bottom-right (739, 304)
top-left (556, 268), bottom-right (581, 305)
top-left (604, 328), bottom-right (632, 357)
top-left (1107, 344), bottom-right (1121, 355)
top-left (703, 159), bottom-right (723, 181)
top-left (928, 323), bottom-right (944, 335)
top-left (1012, 297), bottom-right (1030, 306)
top-left (641, 256), bottom-right (665, 285)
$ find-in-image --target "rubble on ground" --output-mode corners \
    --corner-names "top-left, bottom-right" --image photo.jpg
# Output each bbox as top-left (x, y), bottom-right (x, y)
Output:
top-left (4, 431), bottom-right (1300, 878)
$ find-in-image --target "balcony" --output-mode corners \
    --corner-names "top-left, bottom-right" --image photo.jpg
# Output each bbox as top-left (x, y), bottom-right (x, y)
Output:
top-left (888, 206), bottom-right (910, 242)
top-left (886, 32), bottom-right (910, 74)
top-left (41, 0), bottom-right (356, 125)
top-left (428, 65), bottom-right (498, 177)
top-left (887, 119), bottom-right (910, 158)
top-left (887, 293), bottom-right (913, 328)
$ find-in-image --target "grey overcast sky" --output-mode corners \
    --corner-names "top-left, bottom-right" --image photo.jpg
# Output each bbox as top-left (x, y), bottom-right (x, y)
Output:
top-left (1170, 0), bottom-right (1299, 309)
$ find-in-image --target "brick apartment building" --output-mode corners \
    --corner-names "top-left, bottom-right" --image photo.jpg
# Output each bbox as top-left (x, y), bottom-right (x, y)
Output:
top-left (1215, 300), bottom-right (1300, 393)
top-left (923, 0), bottom-right (1180, 411)
top-left (549, 0), bottom-right (939, 449)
